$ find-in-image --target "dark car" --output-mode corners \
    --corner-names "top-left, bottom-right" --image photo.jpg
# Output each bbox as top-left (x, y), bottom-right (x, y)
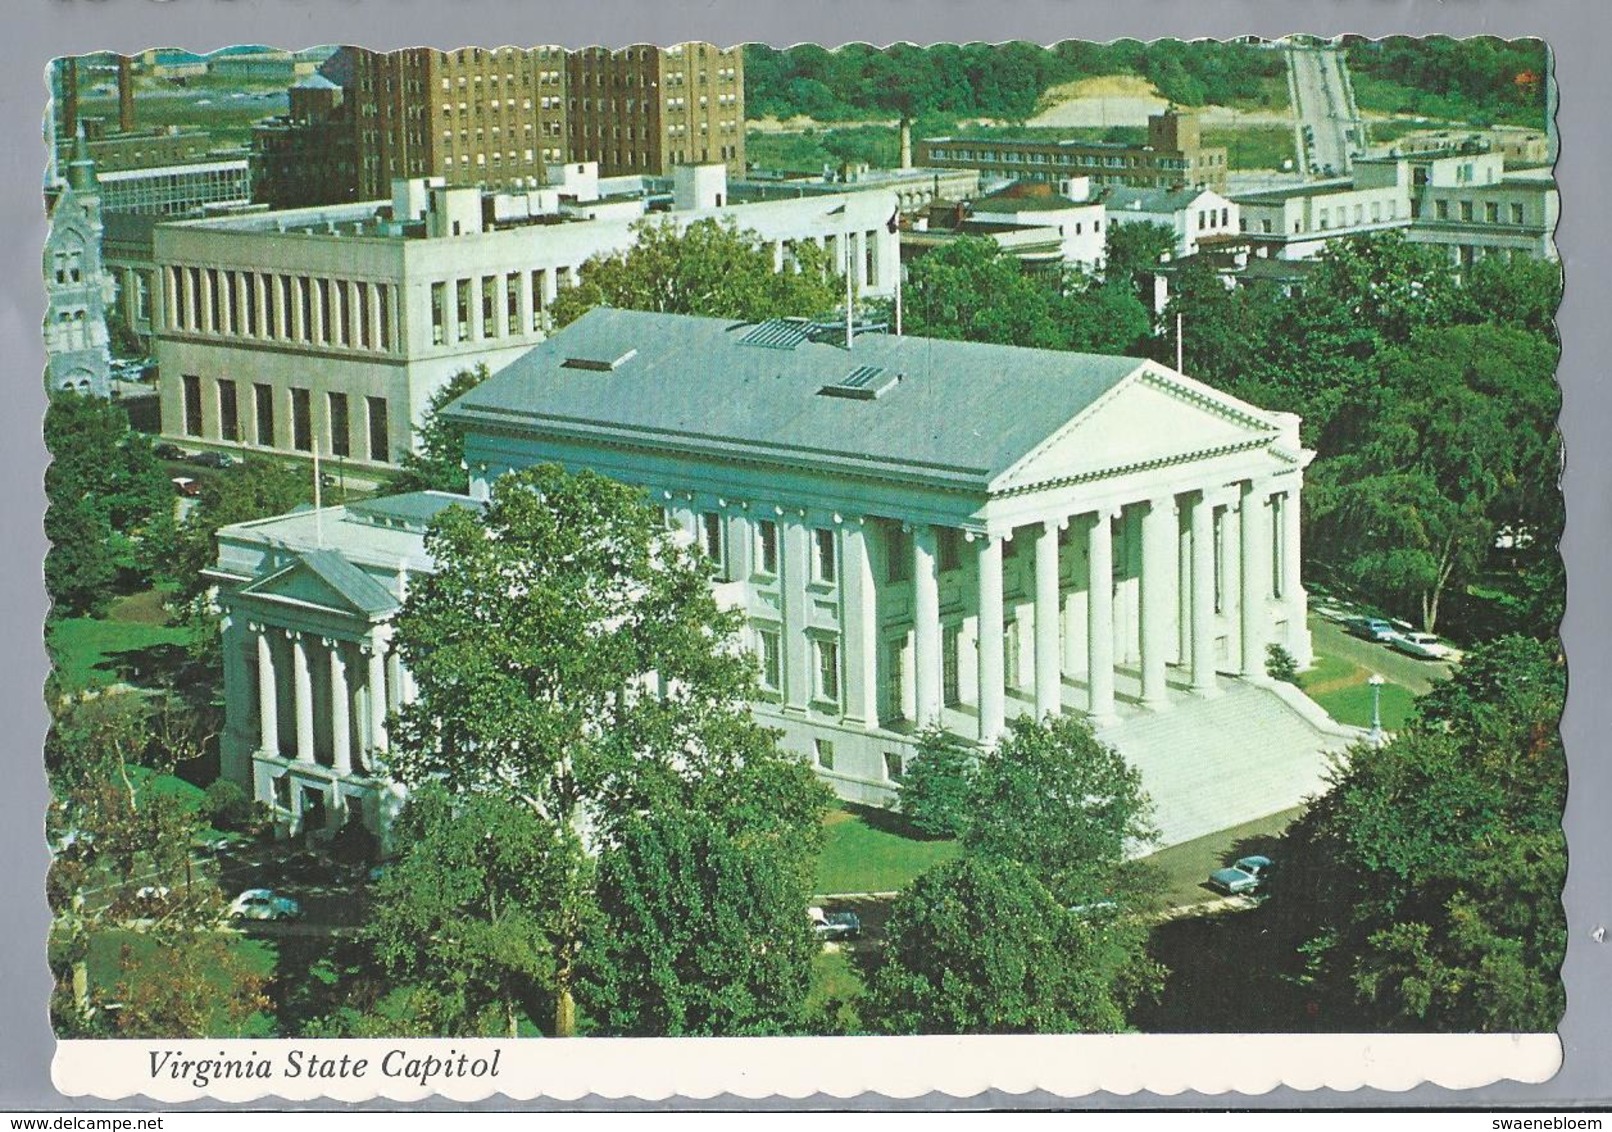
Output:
top-left (154, 442), bottom-right (188, 461)
top-left (1208, 855), bottom-right (1274, 896)
top-left (188, 450), bottom-right (237, 469)
top-left (1346, 617), bottom-right (1396, 643)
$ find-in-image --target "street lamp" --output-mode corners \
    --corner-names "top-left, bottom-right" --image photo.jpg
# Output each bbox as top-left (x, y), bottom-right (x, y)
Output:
top-left (1367, 673), bottom-right (1386, 748)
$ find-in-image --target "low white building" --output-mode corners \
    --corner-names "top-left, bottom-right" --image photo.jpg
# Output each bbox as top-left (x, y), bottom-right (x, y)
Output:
top-left (966, 178), bottom-right (1108, 269)
top-left (1103, 186), bottom-right (1241, 258)
top-left (154, 163), bottom-right (901, 469)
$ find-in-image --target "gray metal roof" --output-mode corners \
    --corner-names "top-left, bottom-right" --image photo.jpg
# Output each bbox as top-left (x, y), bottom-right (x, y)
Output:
top-left (1104, 186), bottom-right (1213, 213)
top-left (346, 491), bottom-right (487, 530)
top-left (445, 309), bottom-right (1145, 490)
top-left (296, 548), bottom-right (400, 617)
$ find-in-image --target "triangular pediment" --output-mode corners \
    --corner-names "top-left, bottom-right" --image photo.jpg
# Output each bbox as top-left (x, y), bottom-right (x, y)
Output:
top-left (992, 364), bottom-right (1279, 493)
top-left (237, 554), bottom-right (397, 620)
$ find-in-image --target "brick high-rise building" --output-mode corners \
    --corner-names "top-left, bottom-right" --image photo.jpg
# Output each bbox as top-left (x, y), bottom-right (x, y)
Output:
top-left (566, 43), bottom-right (744, 178)
top-left (343, 45), bottom-right (571, 200)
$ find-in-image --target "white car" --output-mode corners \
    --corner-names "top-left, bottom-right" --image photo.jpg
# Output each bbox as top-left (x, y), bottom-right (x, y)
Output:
top-left (228, 888), bottom-right (301, 921)
top-left (1391, 631), bottom-right (1452, 660)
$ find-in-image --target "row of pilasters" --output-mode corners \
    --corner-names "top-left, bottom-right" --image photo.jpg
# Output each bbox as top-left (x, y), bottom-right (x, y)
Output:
top-left (252, 624), bottom-right (410, 776)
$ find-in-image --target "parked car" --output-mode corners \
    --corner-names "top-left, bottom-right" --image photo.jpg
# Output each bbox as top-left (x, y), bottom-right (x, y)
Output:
top-left (171, 476), bottom-right (200, 497)
top-left (1346, 617), bottom-right (1396, 643)
top-left (1208, 855), bottom-right (1274, 896)
top-left (808, 906), bottom-right (861, 942)
top-left (154, 442), bottom-right (188, 461)
top-left (188, 450), bottom-right (236, 469)
top-left (1391, 631), bottom-right (1452, 660)
top-left (228, 888), bottom-right (301, 921)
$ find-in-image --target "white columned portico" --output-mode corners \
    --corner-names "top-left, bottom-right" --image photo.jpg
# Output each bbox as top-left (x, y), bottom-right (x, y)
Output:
top-left (256, 627), bottom-right (279, 755)
top-left (1240, 479), bottom-right (1269, 678)
top-left (1189, 492), bottom-right (1219, 695)
top-left (976, 533), bottom-right (1006, 742)
top-left (291, 632), bottom-right (315, 764)
top-left (367, 632), bottom-right (389, 754)
top-left (911, 524), bottom-right (942, 727)
top-left (1034, 519), bottom-right (1062, 718)
top-left (840, 518), bottom-right (879, 728)
top-left (1085, 511), bottom-right (1117, 726)
top-left (1140, 495), bottom-right (1175, 710)
top-left (328, 640), bottom-right (352, 775)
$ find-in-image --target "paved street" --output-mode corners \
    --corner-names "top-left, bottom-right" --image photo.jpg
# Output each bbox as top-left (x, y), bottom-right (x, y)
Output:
top-left (1287, 45), bottom-right (1366, 177)
top-left (1308, 614), bottom-right (1452, 695)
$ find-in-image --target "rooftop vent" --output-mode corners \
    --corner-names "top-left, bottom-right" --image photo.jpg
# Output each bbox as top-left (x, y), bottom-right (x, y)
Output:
top-left (562, 348), bottom-right (638, 372)
top-left (738, 318), bottom-right (813, 350)
top-left (819, 365), bottom-right (901, 400)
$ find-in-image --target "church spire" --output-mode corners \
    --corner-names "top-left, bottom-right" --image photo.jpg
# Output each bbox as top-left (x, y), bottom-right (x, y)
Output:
top-left (66, 123), bottom-right (97, 194)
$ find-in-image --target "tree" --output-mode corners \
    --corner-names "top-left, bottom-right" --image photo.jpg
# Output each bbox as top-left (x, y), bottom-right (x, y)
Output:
top-left (1102, 220), bottom-right (1176, 298)
top-left (388, 365), bottom-right (490, 495)
top-left (388, 464), bottom-right (829, 1035)
top-left (862, 856), bottom-right (1151, 1034)
top-left (153, 456), bottom-right (311, 606)
top-left (43, 392), bottom-right (171, 617)
top-left (581, 810), bottom-right (819, 1036)
top-left (109, 931), bottom-right (271, 1039)
top-left (550, 217), bottom-right (842, 329)
top-left (367, 785), bottom-right (583, 1038)
top-left (1287, 636), bottom-right (1565, 1031)
top-left (1305, 324), bottom-right (1560, 631)
top-left (902, 237), bottom-right (1066, 349)
top-left (899, 726), bottom-right (976, 838)
top-left (964, 713), bottom-right (1156, 906)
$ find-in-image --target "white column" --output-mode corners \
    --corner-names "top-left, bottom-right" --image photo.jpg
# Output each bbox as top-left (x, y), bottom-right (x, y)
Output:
top-left (976, 533), bottom-right (1005, 742)
top-left (1190, 492), bottom-right (1219, 695)
top-left (1086, 511), bottom-right (1117, 725)
top-left (1140, 496), bottom-right (1174, 709)
top-left (256, 628), bottom-right (279, 755)
top-left (841, 519), bottom-right (879, 727)
top-left (310, 278), bottom-right (326, 343)
top-left (366, 281), bottom-right (383, 350)
top-left (780, 512), bottom-right (811, 710)
top-left (199, 269), bottom-right (215, 333)
top-left (1240, 479), bottom-right (1269, 678)
top-left (328, 641), bottom-right (352, 774)
top-left (1034, 519), bottom-right (1062, 718)
top-left (912, 524), bottom-right (942, 727)
top-left (291, 633), bottom-right (315, 764)
top-left (367, 637), bottom-right (389, 754)
top-left (290, 277), bottom-right (307, 341)
top-left (252, 273), bottom-right (268, 337)
top-left (517, 270), bottom-right (534, 337)
top-left (1282, 485), bottom-right (1312, 667)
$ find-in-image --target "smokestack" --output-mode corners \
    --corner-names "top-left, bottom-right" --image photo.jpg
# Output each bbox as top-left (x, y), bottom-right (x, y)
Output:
top-left (899, 118), bottom-right (913, 172)
top-left (60, 56), bottom-right (78, 145)
top-left (118, 55), bottom-right (134, 132)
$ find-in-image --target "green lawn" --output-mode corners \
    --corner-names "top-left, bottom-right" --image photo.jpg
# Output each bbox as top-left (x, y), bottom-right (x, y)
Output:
top-left (1141, 806), bottom-right (1305, 909)
top-left (47, 589), bottom-right (195, 689)
top-left (806, 948), bottom-right (865, 1033)
top-left (1308, 680), bottom-right (1416, 731)
top-left (1205, 125), bottom-right (1296, 172)
top-left (814, 806), bottom-right (959, 895)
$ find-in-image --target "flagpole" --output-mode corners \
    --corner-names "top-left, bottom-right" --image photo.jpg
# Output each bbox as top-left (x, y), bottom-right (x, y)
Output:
top-left (845, 235), bottom-right (854, 349)
top-left (1176, 312), bottom-right (1184, 373)
top-left (313, 427), bottom-right (323, 549)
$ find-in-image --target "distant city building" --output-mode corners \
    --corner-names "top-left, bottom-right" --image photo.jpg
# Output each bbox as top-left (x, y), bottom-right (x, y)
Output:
top-left (250, 43), bottom-right (745, 208)
top-left (96, 159), bottom-right (253, 216)
top-left (903, 178), bottom-right (1108, 272)
top-left (1232, 148), bottom-right (1557, 264)
top-left (1102, 185), bottom-right (1240, 258)
top-left (916, 110), bottom-right (1230, 193)
top-left (153, 164), bottom-right (899, 467)
top-left (43, 132), bottom-right (115, 397)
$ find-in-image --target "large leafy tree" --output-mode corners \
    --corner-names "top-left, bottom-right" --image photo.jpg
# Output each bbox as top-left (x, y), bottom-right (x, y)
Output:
top-left (1288, 636), bottom-right (1565, 1031)
top-left (581, 809), bottom-right (819, 1036)
top-left (388, 464), bottom-right (828, 1036)
top-left (551, 217), bottom-right (842, 329)
top-left (965, 713), bottom-right (1156, 906)
top-left (153, 456), bottom-right (311, 606)
top-left (43, 392), bottom-right (171, 617)
top-left (367, 785), bottom-right (584, 1038)
top-left (388, 365), bottom-right (490, 496)
top-left (862, 856), bottom-right (1149, 1035)
top-left (1305, 323), bottom-right (1560, 632)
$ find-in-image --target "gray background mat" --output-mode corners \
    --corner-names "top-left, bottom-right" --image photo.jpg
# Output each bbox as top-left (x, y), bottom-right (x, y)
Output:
top-left (4, 0), bottom-right (1606, 1111)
